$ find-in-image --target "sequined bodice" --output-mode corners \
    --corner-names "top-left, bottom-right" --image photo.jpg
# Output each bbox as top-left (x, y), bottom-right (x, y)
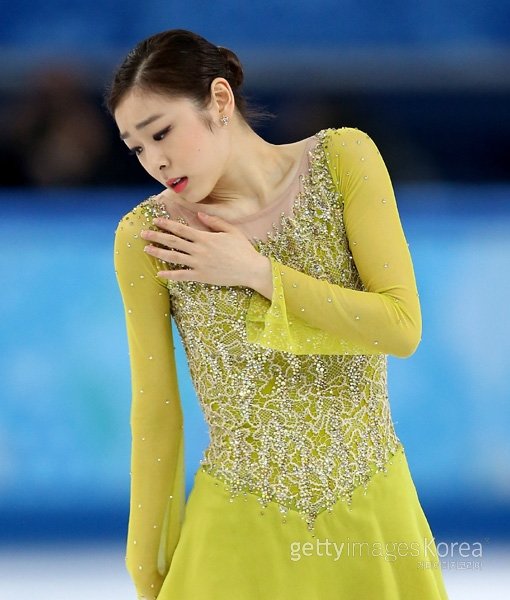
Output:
top-left (139, 129), bottom-right (400, 530)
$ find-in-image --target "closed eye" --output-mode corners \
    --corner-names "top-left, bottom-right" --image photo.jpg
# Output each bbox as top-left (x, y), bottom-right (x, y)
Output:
top-left (153, 126), bottom-right (171, 141)
top-left (128, 126), bottom-right (172, 156)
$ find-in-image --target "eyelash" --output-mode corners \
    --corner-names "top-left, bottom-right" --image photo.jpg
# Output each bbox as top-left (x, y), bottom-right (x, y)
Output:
top-left (128, 126), bottom-right (171, 156)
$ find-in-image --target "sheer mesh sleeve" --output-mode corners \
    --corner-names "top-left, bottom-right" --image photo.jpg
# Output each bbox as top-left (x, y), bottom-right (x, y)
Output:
top-left (245, 127), bottom-right (422, 358)
top-left (114, 205), bottom-right (185, 600)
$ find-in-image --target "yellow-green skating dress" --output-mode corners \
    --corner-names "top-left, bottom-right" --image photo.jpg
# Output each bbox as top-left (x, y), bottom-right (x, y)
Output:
top-left (113, 127), bottom-right (449, 599)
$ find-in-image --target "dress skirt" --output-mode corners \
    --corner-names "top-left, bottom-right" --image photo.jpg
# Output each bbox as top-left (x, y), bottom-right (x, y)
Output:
top-left (157, 444), bottom-right (449, 599)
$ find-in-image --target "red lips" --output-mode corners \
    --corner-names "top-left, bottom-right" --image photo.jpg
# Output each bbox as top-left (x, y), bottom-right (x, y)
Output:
top-left (166, 177), bottom-right (189, 193)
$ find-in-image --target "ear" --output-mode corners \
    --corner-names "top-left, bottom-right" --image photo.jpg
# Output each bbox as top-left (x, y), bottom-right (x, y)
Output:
top-left (209, 77), bottom-right (235, 118)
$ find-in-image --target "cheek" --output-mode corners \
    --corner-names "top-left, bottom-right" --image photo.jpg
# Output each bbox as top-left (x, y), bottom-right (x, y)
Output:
top-left (137, 156), bottom-right (151, 174)
top-left (138, 149), bottom-right (165, 179)
top-left (193, 139), bottom-right (220, 169)
top-left (185, 127), bottom-right (226, 174)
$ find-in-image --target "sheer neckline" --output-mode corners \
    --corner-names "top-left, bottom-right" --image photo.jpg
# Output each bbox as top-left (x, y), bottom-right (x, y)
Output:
top-left (166, 135), bottom-right (316, 224)
top-left (228, 136), bottom-right (315, 223)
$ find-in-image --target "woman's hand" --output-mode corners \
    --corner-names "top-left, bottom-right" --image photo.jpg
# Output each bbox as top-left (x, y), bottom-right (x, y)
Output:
top-left (140, 212), bottom-right (271, 291)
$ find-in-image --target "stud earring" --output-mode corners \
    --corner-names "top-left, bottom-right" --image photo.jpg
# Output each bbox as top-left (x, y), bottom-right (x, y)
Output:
top-left (220, 115), bottom-right (230, 126)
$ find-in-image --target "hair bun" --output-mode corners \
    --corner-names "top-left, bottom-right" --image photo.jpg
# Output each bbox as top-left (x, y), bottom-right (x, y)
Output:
top-left (218, 46), bottom-right (244, 88)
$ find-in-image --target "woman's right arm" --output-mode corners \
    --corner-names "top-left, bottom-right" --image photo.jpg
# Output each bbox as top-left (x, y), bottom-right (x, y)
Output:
top-left (114, 204), bottom-right (185, 600)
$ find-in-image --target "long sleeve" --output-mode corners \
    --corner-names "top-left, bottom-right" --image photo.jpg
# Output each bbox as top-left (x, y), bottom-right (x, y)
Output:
top-left (114, 206), bottom-right (185, 600)
top-left (245, 127), bottom-right (422, 358)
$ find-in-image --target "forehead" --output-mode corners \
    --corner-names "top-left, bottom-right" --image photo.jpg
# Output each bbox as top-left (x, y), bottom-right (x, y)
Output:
top-left (114, 90), bottom-right (194, 132)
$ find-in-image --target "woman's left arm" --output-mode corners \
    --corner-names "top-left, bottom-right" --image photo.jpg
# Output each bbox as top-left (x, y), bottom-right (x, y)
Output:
top-left (245, 127), bottom-right (422, 358)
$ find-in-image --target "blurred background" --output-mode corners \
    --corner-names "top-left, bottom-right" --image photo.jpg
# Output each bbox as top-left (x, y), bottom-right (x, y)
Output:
top-left (0, 2), bottom-right (509, 599)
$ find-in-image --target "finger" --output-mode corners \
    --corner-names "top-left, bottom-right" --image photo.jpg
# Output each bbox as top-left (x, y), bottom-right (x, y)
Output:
top-left (197, 212), bottom-right (234, 231)
top-left (156, 268), bottom-right (192, 281)
top-left (142, 229), bottom-right (194, 252)
top-left (153, 218), bottom-right (202, 242)
top-left (144, 245), bottom-right (191, 266)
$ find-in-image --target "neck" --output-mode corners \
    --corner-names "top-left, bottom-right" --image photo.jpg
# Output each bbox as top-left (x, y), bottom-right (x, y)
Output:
top-left (204, 119), bottom-right (299, 212)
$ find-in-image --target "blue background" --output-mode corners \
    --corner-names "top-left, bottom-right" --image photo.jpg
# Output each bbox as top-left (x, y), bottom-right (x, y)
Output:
top-left (2, 1), bottom-right (510, 48)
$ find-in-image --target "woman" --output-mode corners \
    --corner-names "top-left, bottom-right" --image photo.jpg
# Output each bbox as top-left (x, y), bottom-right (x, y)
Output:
top-left (107, 29), bottom-right (449, 600)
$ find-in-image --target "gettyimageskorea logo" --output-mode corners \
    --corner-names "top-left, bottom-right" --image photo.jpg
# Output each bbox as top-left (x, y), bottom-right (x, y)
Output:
top-left (289, 537), bottom-right (483, 570)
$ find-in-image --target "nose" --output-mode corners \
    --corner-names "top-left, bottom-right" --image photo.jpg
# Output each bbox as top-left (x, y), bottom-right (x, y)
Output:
top-left (155, 152), bottom-right (168, 171)
top-left (150, 150), bottom-right (169, 178)
top-left (143, 144), bottom-right (171, 180)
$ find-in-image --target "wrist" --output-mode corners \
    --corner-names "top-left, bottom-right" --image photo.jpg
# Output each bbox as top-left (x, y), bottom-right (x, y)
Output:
top-left (249, 254), bottom-right (273, 300)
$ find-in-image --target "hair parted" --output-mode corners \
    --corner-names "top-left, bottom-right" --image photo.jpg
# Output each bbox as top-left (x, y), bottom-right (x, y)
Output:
top-left (104, 29), bottom-right (273, 127)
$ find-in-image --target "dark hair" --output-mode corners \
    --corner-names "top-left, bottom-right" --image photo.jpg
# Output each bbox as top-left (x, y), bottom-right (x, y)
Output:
top-left (104, 29), bottom-right (273, 127)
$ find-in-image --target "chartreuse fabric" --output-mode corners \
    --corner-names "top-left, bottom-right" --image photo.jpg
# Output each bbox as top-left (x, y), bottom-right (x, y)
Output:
top-left (114, 127), bottom-right (449, 599)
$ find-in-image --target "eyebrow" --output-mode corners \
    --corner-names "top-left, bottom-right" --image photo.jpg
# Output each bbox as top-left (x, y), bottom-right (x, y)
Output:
top-left (119, 114), bottom-right (163, 140)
